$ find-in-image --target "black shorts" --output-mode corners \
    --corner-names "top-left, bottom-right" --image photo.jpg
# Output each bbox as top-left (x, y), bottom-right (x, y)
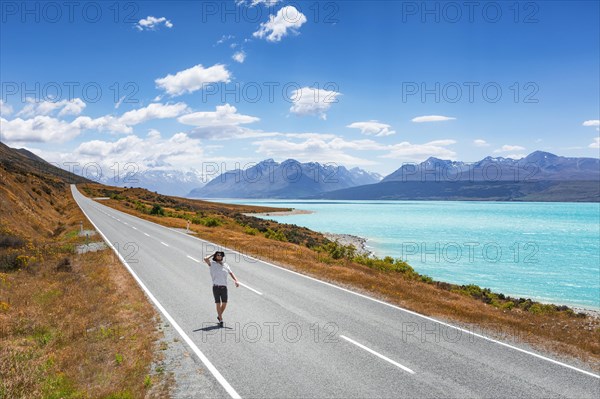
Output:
top-left (212, 285), bottom-right (228, 303)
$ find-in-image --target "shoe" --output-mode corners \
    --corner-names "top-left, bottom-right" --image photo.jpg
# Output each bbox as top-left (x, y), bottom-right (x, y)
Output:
top-left (219, 321), bottom-right (224, 327)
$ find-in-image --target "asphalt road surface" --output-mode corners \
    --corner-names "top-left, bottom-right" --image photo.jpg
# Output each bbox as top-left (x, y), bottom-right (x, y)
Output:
top-left (71, 185), bottom-right (599, 398)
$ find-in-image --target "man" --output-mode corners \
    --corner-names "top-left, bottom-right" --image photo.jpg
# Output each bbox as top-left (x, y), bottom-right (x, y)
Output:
top-left (203, 251), bottom-right (239, 327)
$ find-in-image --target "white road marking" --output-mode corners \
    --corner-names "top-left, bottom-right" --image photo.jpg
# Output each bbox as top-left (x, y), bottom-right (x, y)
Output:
top-left (131, 226), bottom-right (137, 230)
top-left (74, 192), bottom-right (241, 399)
top-left (340, 335), bottom-right (415, 375)
top-left (143, 232), bottom-right (150, 237)
top-left (238, 282), bottom-right (263, 296)
top-left (187, 255), bottom-right (201, 263)
top-left (160, 241), bottom-right (169, 247)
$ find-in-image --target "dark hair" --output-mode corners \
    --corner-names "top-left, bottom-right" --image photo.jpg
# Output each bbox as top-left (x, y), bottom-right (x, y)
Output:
top-left (212, 251), bottom-right (225, 260)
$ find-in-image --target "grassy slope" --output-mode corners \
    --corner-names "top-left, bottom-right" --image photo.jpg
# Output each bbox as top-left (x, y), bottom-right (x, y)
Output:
top-left (0, 146), bottom-right (171, 398)
top-left (79, 183), bottom-right (600, 372)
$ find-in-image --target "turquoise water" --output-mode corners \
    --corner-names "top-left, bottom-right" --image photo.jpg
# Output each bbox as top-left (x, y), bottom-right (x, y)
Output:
top-left (216, 199), bottom-right (600, 309)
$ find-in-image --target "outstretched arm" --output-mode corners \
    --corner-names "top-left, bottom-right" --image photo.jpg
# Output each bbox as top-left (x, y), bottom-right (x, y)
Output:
top-left (229, 272), bottom-right (240, 287)
top-left (203, 254), bottom-right (212, 267)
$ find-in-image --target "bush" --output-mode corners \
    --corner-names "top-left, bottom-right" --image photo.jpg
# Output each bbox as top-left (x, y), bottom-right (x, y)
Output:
top-left (0, 252), bottom-right (20, 272)
top-left (134, 201), bottom-right (149, 214)
top-left (55, 257), bottom-right (72, 272)
top-left (244, 226), bottom-right (259, 235)
top-left (0, 234), bottom-right (25, 248)
top-left (202, 217), bottom-right (222, 227)
top-left (264, 228), bottom-right (287, 242)
top-left (318, 241), bottom-right (355, 260)
top-left (150, 204), bottom-right (165, 216)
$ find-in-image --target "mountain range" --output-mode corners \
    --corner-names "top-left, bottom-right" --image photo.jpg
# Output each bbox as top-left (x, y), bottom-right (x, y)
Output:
top-left (310, 151), bottom-right (599, 202)
top-left (186, 152), bottom-right (599, 201)
top-left (187, 159), bottom-right (383, 199)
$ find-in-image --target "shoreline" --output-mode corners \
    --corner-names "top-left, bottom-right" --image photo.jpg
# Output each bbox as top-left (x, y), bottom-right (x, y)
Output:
top-left (323, 232), bottom-right (373, 257)
top-left (243, 209), bottom-right (315, 217)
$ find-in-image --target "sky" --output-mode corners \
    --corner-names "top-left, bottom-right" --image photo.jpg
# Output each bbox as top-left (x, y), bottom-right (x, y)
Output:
top-left (1, 0), bottom-right (599, 180)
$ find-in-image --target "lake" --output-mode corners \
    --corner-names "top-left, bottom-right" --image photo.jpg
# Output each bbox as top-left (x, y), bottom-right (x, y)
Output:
top-left (212, 199), bottom-right (600, 310)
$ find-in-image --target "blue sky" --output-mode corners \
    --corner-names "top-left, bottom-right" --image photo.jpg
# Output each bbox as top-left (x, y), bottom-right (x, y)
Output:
top-left (1, 0), bottom-right (599, 178)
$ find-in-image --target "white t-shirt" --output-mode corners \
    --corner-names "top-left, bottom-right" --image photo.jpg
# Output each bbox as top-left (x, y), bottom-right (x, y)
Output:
top-left (209, 260), bottom-right (232, 286)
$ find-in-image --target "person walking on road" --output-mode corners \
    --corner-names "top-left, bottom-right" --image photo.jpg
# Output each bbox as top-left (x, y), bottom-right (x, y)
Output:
top-left (204, 251), bottom-right (239, 327)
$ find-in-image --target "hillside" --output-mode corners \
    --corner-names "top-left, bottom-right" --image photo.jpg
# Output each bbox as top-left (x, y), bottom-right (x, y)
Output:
top-left (0, 143), bottom-right (171, 397)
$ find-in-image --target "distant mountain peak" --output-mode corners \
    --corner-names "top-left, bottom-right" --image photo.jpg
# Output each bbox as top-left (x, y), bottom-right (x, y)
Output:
top-left (525, 150), bottom-right (558, 160)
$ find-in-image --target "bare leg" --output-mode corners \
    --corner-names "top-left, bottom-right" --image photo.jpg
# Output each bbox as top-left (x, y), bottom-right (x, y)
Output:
top-left (219, 302), bottom-right (227, 318)
top-left (216, 303), bottom-right (223, 320)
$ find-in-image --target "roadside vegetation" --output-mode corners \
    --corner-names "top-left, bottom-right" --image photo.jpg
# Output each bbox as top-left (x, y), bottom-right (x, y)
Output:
top-left (0, 156), bottom-right (170, 398)
top-left (81, 183), bottom-right (600, 371)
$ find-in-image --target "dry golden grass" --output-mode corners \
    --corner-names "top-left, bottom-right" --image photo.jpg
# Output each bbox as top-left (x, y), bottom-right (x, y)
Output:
top-left (0, 167), bottom-right (170, 398)
top-left (80, 183), bottom-right (600, 372)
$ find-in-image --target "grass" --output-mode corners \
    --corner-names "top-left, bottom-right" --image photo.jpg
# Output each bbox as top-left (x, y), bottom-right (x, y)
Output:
top-left (0, 166), bottom-right (171, 397)
top-left (79, 183), bottom-right (600, 371)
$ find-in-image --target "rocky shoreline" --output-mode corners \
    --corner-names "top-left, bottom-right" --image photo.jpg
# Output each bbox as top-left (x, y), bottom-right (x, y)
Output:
top-left (244, 209), bottom-right (315, 217)
top-left (323, 232), bottom-right (372, 256)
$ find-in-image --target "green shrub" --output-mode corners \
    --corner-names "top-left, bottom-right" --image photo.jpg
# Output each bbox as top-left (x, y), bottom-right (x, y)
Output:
top-left (150, 204), bottom-right (165, 216)
top-left (244, 226), bottom-right (259, 235)
top-left (264, 228), bottom-right (287, 242)
top-left (202, 217), bottom-right (222, 227)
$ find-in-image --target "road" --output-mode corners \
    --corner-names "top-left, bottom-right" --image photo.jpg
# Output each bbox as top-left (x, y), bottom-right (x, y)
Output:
top-left (71, 185), bottom-right (599, 398)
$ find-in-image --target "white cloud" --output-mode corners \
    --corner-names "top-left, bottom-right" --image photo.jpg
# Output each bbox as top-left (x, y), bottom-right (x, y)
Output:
top-left (155, 64), bottom-right (231, 96)
top-left (289, 87), bottom-right (341, 120)
top-left (381, 139), bottom-right (457, 161)
top-left (0, 100), bottom-right (13, 116)
top-left (17, 98), bottom-right (86, 118)
top-left (216, 34), bottom-right (235, 45)
top-left (494, 144), bottom-right (525, 153)
top-left (178, 104), bottom-right (259, 128)
top-left (0, 116), bottom-right (81, 143)
top-left (347, 120), bottom-right (396, 137)
top-left (0, 102), bottom-right (190, 144)
top-left (119, 102), bottom-right (189, 125)
top-left (503, 154), bottom-right (526, 159)
top-left (583, 120), bottom-right (600, 131)
top-left (232, 51), bottom-right (246, 63)
top-left (71, 115), bottom-right (132, 134)
top-left (72, 132), bottom-right (204, 171)
top-left (411, 115), bottom-right (456, 123)
top-left (589, 137), bottom-right (600, 149)
top-left (473, 139), bottom-right (490, 147)
top-left (136, 16), bottom-right (173, 31)
top-left (253, 6), bottom-right (307, 42)
top-left (237, 0), bottom-right (281, 6)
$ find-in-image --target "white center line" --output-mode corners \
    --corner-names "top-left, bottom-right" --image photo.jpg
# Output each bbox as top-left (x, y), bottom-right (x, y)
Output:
top-left (238, 282), bottom-right (263, 296)
top-left (131, 226), bottom-right (137, 230)
top-left (143, 233), bottom-right (150, 237)
top-left (187, 255), bottom-right (201, 263)
top-left (161, 241), bottom-right (169, 247)
top-left (340, 335), bottom-right (415, 375)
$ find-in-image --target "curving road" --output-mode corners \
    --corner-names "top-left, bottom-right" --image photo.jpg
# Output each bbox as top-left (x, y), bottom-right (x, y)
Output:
top-left (71, 185), bottom-right (599, 398)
